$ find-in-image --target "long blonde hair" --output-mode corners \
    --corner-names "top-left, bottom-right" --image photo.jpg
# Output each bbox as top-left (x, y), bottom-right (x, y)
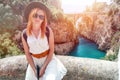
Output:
top-left (26, 8), bottom-right (47, 38)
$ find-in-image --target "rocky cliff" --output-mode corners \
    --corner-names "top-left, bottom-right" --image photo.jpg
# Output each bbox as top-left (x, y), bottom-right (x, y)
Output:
top-left (77, 2), bottom-right (120, 57)
top-left (78, 12), bottom-right (113, 51)
top-left (50, 21), bottom-right (78, 55)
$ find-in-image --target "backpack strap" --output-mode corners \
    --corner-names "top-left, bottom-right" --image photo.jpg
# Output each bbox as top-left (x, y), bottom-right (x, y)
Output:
top-left (46, 26), bottom-right (50, 42)
top-left (23, 29), bottom-right (27, 42)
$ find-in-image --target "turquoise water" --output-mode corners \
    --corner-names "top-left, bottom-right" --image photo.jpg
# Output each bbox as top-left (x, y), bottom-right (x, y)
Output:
top-left (70, 38), bottom-right (106, 59)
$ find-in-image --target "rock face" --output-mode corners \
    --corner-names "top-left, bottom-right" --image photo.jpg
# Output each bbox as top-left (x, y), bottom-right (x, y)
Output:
top-left (0, 55), bottom-right (118, 80)
top-left (50, 22), bottom-right (78, 43)
top-left (77, 3), bottom-right (120, 52)
top-left (54, 42), bottom-right (75, 55)
top-left (92, 13), bottom-right (113, 50)
top-left (50, 22), bottom-right (78, 55)
top-left (77, 12), bottom-right (113, 51)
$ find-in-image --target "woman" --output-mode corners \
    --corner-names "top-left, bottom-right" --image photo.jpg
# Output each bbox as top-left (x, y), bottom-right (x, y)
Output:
top-left (21, 2), bottom-right (67, 80)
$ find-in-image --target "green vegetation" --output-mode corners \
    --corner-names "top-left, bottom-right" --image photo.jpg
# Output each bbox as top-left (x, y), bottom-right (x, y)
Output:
top-left (0, 0), bottom-right (26, 58)
top-left (103, 54), bottom-right (117, 61)
top-left (0, 32), bottom-right (23, 58)
top-left (106, 32), bottom-right (120, 61)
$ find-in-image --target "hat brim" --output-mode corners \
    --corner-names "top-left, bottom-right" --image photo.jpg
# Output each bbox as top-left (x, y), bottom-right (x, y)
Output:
top-left (24, 1), bottom-right (51, 23)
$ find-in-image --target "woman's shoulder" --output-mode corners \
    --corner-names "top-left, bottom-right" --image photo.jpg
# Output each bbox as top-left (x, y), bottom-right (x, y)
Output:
top-left (21, 28), bottom-right (27, 36)
top-left (22, 28), bottom-right (27, 33)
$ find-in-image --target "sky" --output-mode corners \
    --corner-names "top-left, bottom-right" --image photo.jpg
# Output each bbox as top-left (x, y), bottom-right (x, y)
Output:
top-left (61, 0), bottom-right (111, 13)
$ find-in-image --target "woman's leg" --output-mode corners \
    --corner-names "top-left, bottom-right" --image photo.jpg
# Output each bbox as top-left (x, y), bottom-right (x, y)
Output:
top-left (42, 58), bottom-right (58, 80)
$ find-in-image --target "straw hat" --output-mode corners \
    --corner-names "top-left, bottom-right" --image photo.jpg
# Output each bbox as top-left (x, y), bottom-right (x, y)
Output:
top-left (24, 1), bottom-right (51, 23)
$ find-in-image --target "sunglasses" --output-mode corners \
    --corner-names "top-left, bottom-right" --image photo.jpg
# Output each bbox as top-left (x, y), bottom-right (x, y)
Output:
top-left (33, 13), bottom-right (44, 20)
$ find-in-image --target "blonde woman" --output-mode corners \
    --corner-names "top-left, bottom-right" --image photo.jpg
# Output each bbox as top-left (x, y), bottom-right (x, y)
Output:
top-left (21, 2), bottom-right (67, 80)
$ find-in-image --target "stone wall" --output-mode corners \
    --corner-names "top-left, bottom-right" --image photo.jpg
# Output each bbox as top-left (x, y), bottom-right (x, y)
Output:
top-left (0, 55), bottom-right (118, 80)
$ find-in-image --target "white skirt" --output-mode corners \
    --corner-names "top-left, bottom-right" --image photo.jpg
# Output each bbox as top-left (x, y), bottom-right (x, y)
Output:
top-left (25, 54), bottom-right (67, 80)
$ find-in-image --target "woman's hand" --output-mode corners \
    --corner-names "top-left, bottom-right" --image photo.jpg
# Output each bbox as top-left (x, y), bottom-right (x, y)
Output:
top-left (39, 66), bottom-right (45, 77)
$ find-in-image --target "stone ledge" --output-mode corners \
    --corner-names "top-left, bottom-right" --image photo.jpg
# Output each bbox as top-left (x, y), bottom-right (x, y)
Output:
top-left (0, 55), bottom-right (118, 80)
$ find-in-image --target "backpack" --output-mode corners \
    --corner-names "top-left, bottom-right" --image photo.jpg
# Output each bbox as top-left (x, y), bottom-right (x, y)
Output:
top-left (23, 26), bottom-right (50, 43)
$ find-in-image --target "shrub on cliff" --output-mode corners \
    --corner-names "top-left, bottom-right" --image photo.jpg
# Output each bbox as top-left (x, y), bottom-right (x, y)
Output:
top-left (50, 8), bottom-right (64, 22)
top-left (105, 31), bottom-right (120, 61)
top-left (0, 32), bottom-right (23, 58)
top-left (104, 54), bottom-right (117, 61)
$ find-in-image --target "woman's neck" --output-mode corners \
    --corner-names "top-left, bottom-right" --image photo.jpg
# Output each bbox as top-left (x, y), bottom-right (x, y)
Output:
top-left (32, 28), bottom-right (40, 32)
top-left (32, 24), bottom-right (41, 32)
top-left (32, 27), bottom-right (41, 38)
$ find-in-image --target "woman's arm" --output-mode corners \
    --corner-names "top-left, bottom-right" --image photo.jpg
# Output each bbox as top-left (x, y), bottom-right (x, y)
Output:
top-left (40, 27), bottom-right (54, 76)
top-left (21, 33), bottom-right (36, 76)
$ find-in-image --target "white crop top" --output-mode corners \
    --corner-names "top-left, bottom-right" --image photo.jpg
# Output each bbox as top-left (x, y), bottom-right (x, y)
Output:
top-left (27, 32), bottom-right (49, 54)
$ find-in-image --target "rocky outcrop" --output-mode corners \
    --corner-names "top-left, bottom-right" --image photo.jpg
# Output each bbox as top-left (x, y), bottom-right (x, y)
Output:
top-left (54, 42), bottom-right (75, 55)
top-left (50, 22), bottom-right (78, 55)
top-left (77, 3), bottom-right (120, 52)
top-left (0, 55), bottom-right (118, 80)
top-left (50, 22), bottom-right (78, 43)
top-left (77, 12), bottom-right (113, 51)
